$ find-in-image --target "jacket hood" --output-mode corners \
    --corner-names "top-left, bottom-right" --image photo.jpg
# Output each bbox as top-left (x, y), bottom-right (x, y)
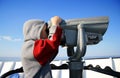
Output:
top-left (23, 19), bottom-right (45, 41)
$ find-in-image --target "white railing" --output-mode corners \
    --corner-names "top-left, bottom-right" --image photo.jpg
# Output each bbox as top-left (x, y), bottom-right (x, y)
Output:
top-left (0, 57), bottom-right (120, 78)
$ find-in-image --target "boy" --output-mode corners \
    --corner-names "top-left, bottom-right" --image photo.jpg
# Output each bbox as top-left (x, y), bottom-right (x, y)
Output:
top-left (21, 16), bottom-right (62, 78)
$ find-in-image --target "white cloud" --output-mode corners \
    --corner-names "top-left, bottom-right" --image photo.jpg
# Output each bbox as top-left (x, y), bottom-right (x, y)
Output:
top-left (0, 36), bottom-right (22, 42)
top-left (13, 38), bottom-right (22, 41)
top-left (2, 36), bottom-right (12, 41)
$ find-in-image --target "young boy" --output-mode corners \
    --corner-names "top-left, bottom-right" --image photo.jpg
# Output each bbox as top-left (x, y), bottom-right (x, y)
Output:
top-left (21, 16), bottom-right (62, 78)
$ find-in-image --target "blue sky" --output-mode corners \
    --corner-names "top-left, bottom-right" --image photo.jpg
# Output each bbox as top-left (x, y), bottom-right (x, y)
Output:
top-left (0, 0), bottom-right (120, 59)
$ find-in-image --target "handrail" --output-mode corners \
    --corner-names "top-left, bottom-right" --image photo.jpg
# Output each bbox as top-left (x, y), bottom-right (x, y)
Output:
top-left (1, 64), bottom-right (120, 78)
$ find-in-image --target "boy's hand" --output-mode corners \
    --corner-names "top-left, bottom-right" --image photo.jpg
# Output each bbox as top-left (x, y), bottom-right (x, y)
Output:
top-left (50, 16), bottom-right (62, 26)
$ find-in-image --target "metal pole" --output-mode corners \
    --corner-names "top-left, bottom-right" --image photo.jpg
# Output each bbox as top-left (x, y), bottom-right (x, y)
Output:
top-left (68, 60), bottom-right (84, 78)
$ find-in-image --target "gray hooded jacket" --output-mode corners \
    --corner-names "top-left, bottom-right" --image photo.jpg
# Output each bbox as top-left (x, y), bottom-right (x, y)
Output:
top-left (21, 19), bottom-right (51, 78)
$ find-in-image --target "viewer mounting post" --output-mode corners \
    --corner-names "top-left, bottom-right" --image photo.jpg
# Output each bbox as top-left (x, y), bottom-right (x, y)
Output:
top-left (68, 23), bottom-right (86, 78)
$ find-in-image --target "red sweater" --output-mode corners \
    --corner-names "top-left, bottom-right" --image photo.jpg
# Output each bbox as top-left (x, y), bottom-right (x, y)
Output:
top-left (33, 26), bottom-right (62, 66)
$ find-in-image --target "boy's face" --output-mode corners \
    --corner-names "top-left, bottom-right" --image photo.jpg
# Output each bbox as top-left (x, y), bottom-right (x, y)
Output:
top-left (40, 24), bottom-right (48, 39)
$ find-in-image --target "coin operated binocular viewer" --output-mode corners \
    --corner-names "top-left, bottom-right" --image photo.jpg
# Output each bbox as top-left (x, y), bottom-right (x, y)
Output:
top-left (59, 16), bottom-right (109, 78)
